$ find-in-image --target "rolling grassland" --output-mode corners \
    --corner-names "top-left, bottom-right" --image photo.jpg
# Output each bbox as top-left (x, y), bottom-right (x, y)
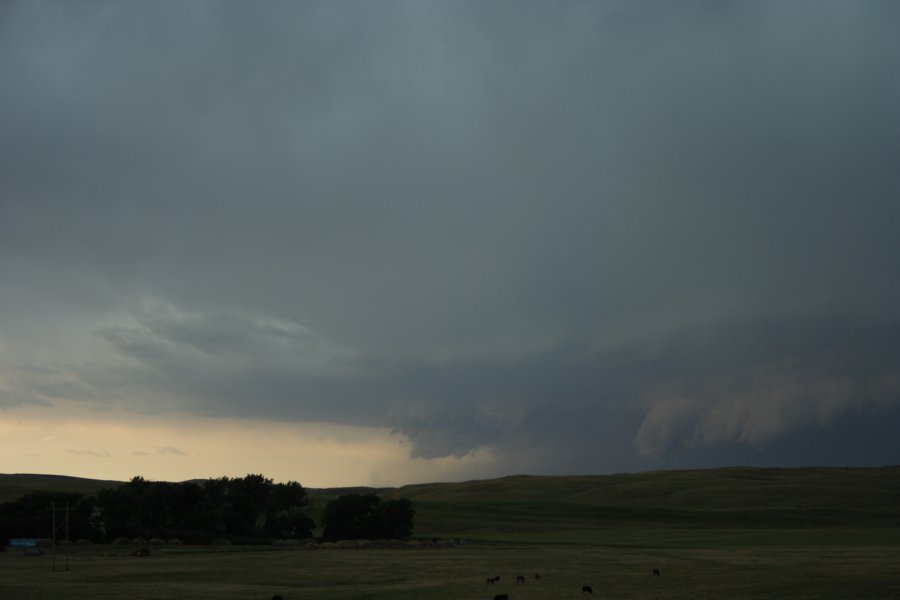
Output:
top-left (2, 467), bottom-right (899, 599)
top-left (2, 541), bottom-right (899, 599)
top-left (0, 474), bottom-right (121, 504)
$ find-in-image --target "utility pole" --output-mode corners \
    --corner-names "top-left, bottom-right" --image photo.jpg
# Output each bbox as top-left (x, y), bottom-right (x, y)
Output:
top-left (49, 502), bottom-right (71, 572)
top-left (65, 500), bottom-right (70, 571)
top-left (51, 501), bottom-right (56, 572)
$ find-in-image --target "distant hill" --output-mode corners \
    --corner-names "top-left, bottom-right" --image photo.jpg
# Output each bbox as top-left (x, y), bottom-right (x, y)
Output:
top-left (0, 473), bottom-right (388, 506)
top-left (0, 473), bottom-right (123, 503)
top-left (5, 466), bottom-right (900, 510)
top-left (381, 466), bottom-right (900, 541)
top-left (4, 467), bottom-right (899, 543)
top-left (385, 466), bottom-right (900, 511)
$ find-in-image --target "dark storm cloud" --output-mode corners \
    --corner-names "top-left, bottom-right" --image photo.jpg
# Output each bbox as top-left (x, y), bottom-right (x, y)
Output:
top-left (386, 316), bottom-right (900, 467)
top-left (12, 309), bottom-right (896, 470)
top-left (1, 1), bottom-right (899, 473)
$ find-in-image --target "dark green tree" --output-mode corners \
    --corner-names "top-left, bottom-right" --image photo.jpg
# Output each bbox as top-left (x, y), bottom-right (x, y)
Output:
top-left (95, 474), bottom-right (313, 542)
top-left (97, 476), bottom-right (148, 538)
top-left (261, 480), bottom-right (313, 539)
top-left (381, 498), bottom-right (415, 539)
top-left (0, 491), bottom-right (102, 544)
top-left (320, 494), bottom-right (414, 541)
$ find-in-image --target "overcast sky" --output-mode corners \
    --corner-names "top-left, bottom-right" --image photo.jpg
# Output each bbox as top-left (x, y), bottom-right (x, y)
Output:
top-left (1, 0), bottom-right (898, 487)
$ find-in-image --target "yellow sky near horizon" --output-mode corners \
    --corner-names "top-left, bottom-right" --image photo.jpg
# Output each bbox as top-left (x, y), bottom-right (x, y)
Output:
top-left (0, 405), bottom-right (497, 488)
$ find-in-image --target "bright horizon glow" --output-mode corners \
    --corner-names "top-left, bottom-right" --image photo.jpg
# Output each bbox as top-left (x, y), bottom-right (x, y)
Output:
top-left (0, 405), bottom-right (501, 488)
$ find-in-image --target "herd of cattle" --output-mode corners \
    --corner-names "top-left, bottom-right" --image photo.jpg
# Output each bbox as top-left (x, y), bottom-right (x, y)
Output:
top-left (269, 568), bottom-right (662, 600)
top-left (486, 569), bottom-right (661, 599)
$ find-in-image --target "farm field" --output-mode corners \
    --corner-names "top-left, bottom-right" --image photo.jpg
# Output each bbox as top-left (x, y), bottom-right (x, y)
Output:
top-left (2, 540), bottom-right (900, 600)
top-left (2, 467), bottom-right (899, 598)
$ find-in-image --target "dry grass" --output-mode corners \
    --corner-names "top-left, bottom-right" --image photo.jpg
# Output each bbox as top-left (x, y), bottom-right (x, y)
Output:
top-left (2, 542), bottom-right (899, 600)
top-left (3, 468), bottom-right (899, 598)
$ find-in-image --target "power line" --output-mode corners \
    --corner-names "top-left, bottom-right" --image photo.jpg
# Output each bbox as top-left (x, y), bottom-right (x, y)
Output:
top-left (49, 501), bottom-right (70, 572)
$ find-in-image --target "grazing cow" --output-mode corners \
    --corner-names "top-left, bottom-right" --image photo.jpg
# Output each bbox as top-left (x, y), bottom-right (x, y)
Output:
top-left (534, 573), bottom-right (542, 581)
top-left (582, 584), bottom-right (593, 594)
top-left (516, 575), bottom-right (525, 583)
top-left (486, 576), bottom-right (501, 584)
top-left (492, 594), bottom-right (509, 600)
top-left (653, 569), bottom-right (661, 576)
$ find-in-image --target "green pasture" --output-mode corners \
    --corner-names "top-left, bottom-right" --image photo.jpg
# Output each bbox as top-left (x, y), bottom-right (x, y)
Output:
top-left (3, 467), bottom-right (899, 598)
top-left (2, 541), bottom-right (899, 600)
top-left (408, 499), bottom-right (900, 547)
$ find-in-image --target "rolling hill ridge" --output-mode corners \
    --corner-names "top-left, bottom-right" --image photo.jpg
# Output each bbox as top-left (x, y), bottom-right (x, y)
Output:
top-left (3, 467), bottom-right (899, 544)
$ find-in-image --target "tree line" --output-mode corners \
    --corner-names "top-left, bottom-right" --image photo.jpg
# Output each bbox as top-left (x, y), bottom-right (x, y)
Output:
top-left (0, 474), bottom-right (413, 545)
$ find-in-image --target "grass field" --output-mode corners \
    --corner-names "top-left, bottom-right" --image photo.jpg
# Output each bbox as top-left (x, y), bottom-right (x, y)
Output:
top-left (2, 467), bottom-right (899, 598)
top-left (2, 541), bottom-right (899, 599)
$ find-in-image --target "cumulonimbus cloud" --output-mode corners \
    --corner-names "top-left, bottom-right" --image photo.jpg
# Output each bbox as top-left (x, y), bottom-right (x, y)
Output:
top-left (1, 1), bottom-right (899, 476)
top-left (634, 319), bottom-right (900, 457)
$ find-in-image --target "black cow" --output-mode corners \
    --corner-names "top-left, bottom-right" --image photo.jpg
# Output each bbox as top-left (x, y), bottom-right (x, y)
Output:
top-left (653, 568), bottom-right (660, 576)
top-left (534, 573), bottom-right (542, 581)
top-left (486, 576), bottom-right (500, 584)
top-left (272, 596), bottom-right (283, 600)
top-left (516, 575), bottom-right (525, 583)
top-left (582, 584), bottom-right (593, 594)
top-left (493, 594), bottom-right (509, 600)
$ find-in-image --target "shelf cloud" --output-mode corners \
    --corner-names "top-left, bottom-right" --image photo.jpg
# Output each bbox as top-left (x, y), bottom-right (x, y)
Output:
top-left (1, 0), bottom-right (898, 483)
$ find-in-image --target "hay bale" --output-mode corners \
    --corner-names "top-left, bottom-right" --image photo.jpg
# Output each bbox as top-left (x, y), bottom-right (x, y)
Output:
top-left (112, 536), bottom-right (130, 545)
top-left (131, 537), bottom-right (148, 546)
